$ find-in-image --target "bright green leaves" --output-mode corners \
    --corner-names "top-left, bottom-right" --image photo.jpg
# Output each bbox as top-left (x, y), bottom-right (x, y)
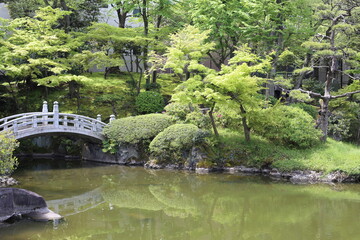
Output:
top-left (0, 132), bottom-right (19, 175)
top-left (0, 7), bottom-right (83, 85)
top-left (161, 25), bottom-right (215, 81)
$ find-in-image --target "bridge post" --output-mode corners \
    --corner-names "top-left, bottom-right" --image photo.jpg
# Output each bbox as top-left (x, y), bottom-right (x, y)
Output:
top-left (63, 116), bottom-right (68, 127)
top-left (110, 115), bottom-right (115, 123)
top-left (32, 115), bottom-right (37, 128)
top-left (93, 115), bottom-right (101, 131)
top-left (13, 120), bottom-right (18, 133)
top-left (53, 101), bottom-right (59, 128)
top-left (75, 116), bottom-right (79, 129)
top-left (42, 101), bottom-right (48, 125)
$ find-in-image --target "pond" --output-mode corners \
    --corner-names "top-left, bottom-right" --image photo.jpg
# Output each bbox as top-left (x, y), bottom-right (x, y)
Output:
top-left (2, 158), bottom-right (360, 240)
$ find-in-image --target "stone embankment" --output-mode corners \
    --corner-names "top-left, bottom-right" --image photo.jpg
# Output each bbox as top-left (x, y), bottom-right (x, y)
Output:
top-left (145, 163), bottom-right (359, 183)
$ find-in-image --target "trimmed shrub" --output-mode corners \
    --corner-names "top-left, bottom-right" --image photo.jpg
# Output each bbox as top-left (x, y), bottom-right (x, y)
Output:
top-left (149, 124), bottom-right (205, 163)
top-left (0, 132), bottom-right (19, 175)
top-left (135, 91), bottom-right (165, 114)
top-left (103, 114), bottom-right (173, 145)
top-left (250, 105), bottom-right (321, 148)
top-left (185, 111), bottom-right (211, 129)
top-left (164, 102), bottom-right (195, 121)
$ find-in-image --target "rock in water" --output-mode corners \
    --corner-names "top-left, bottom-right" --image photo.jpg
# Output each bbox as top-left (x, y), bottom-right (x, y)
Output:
top-left (0, 188), bottom-right (62, 222)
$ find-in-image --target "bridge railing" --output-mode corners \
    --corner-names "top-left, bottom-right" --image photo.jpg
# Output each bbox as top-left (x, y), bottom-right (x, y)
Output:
top-left (0, 112), bottom-right (107, 134)
top-left (0, 112), bottom-right (41, 126)
top-left (0, 101), bottom-right (111, 139)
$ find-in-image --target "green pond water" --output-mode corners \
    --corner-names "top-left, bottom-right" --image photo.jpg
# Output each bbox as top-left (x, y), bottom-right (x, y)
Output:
top-left (2, 158), bottom-right (360, 240)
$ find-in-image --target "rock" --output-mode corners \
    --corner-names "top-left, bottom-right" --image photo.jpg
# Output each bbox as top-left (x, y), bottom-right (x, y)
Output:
top-left (0, 176), bottom-right (18, 187)
top-left (144, 159), bottom-right (163, 169)
top-left (117, 144), bottom-right (141, 165)
top-left (324, 171), bottom-right (348, 183)
top-left (195, 168), bottom-right (210, 174)
top-left (23, 209), bottom-right (62, 222)
top-left (0, 188), bottom-right (62, 222)
top-left (82, 142), bottom-right (143, 165)
top-left (185, 147), bottom-right (207, 170)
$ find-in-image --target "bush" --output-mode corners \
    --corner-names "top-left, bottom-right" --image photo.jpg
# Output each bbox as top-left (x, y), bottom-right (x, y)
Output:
top-left (0, 132), bottom-right (19, 175)
top-left (185, 111), bottom-right (211, 129)
top-left (135, 91), bottom-right (165, 114)
top-left (164, 102), bottom-right (196, 121)
top-left (290, 103), bottom-right (318, 119)
top-left (149, 124), bottom-right (204, 163)
top-left (250, 105), bottom-right (321, 148)
top-left (103, 114), bottom-right (173, 145)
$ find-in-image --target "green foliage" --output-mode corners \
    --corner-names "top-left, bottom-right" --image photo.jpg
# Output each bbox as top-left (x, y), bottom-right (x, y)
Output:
top-left (289, 90), bottom-right (313, 103)
top-left (102, 139), bottom-right (118, 155)
top-left (290, 103), bottom-right (318, 119)
top-left (185, 111), bottom-right (211, 129)
top-left (153, 25), bottom-right (215, 81)
top-left (328, 111), bottom-right (352, 141)
top-left (149, 124), bottom-right (204, 163)
top-left (0, 132), bottom-right (19, 175)
top-left (278, 49), bottom-right (297, 66)
top-left (135, 91), bottom-right (165, 114)
top-left (103, 114), bottom-right (173, 145)
top-left (251, 105), bottom-right (321, 148)
top-left (164, 102), bottom-right (194, 121)
top-left (0, 7), bottom-right (86, 87)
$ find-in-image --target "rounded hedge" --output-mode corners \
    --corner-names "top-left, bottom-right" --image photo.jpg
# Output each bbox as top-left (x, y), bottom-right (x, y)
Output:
top-left (250, 105), bottom-right (321, 148)
top-left (103, 114), bottom-right (173, 144)
top-left (149, 124), bottom-right (200, 162)
top-left (135, 91), bottom-right (165, 114)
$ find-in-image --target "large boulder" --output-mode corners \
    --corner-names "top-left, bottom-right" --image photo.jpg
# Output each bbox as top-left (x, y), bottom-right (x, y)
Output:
top-left (0, 188), bottom-right (62, 222)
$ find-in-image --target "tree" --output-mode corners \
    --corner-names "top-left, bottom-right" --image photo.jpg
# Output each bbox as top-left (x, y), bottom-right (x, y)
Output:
top-left (290, 0), bottom-right (360, 141)
top-left (1, 0), bottom-right (106, 31)
top-left (107, 0), bottom-right (137, 28)
top-left (151, 25), bottom-right (215, 82)
top-left (189, 0), bottom-right (316, 71)
top-left (0, 7), bottom-right (92, 111)
top-left (208, 46), bottom-right (271, 141)
top-left (172, 45), bottom-right (271, 141)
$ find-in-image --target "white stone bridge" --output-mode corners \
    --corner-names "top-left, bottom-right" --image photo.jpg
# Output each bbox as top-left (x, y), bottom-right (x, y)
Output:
top-left (0, 101), bottom-right (115, 141)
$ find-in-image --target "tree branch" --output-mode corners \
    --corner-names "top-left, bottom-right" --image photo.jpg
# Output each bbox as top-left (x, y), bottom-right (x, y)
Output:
top-left (331, 90), bottom-right (360, 99)
top-left (278, 86), bottom-right (323, 98)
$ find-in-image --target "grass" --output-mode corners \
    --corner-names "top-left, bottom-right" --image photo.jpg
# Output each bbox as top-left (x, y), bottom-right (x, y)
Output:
top-left (218, 128), bottom-right (360, 175)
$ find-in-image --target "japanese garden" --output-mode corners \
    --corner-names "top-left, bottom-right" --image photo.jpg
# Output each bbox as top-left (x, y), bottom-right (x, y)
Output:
top-left (1, 0), bottom-right (360, 239)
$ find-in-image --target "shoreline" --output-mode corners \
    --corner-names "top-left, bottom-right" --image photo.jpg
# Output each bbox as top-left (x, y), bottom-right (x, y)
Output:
top-left (5, 156), bottom-right (360, 186)
top-left (144, 162), bottom-right (360, 184)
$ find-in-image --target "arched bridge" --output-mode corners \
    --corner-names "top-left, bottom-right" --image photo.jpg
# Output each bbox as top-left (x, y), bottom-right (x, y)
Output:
top-left (0, 101), bottom-right (115, 141)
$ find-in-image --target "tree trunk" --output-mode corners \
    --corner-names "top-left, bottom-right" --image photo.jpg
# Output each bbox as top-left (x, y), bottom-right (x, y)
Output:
top-left (141, 0), bottom-right (151, 90)
top-left (240, 105), bottom-right (251, 142)
top-left (318, 97), bottom-right (330, 142)
top-left (60, 0), bottom-right (70, 32)
top-left (209, 103), bottom-right (219, 137)
top-left (116, 8), bottom-right (128, 28)
top-left (152, 70), bottom-right (157, 84)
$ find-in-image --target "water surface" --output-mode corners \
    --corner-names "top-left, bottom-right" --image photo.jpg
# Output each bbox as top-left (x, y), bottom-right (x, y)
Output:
top-left (2, 159), bottom-right (360, 240)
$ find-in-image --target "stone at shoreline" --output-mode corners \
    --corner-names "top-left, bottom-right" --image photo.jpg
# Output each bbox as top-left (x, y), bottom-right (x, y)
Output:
top-left (0, 176), bottom-right (18, 187)
top-left (0, 188), bottom-right (62, 223)
top-left (82, 142), bottom-right (144, 165)
top-left (223, 166), bottom-right (359, 183)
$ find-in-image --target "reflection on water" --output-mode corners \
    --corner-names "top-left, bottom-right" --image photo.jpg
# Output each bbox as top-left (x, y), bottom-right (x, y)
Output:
top-left (2, 159), bottom-right (360, 240)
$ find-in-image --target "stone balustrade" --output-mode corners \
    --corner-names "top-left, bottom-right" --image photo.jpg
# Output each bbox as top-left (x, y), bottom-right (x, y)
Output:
top-left (0, 101), bottom-right (113, 141)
